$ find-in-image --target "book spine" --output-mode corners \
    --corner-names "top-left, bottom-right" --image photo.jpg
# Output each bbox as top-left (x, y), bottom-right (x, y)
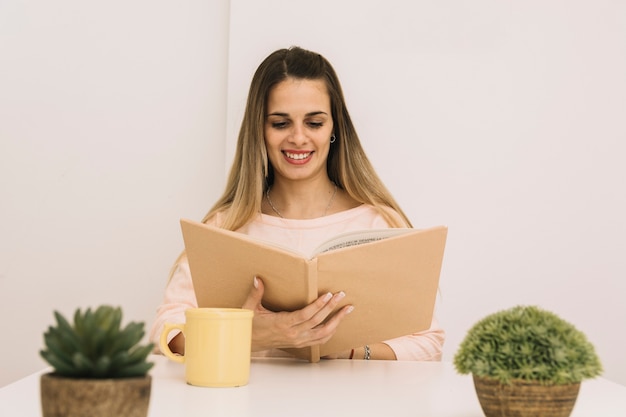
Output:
top-left (308, 258), bottom-right (321, 363)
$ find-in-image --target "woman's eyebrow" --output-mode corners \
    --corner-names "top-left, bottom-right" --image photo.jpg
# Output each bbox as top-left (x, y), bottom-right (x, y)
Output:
top-left (266, 111), bottom-right (328, 117)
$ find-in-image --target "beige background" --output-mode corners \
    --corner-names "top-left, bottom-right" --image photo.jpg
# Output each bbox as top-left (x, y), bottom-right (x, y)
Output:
top-left (1, 0), bottom-right (625, 386)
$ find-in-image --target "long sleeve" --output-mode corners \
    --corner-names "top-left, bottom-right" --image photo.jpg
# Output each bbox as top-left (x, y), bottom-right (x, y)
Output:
top-left (148, 260), bottom-right (197, 350)
top-left (383, 316), bottom-right (445, 361)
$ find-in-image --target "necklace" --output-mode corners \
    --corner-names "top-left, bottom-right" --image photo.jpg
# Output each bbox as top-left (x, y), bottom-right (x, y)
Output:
top-left (266, 183), bottom-right (338, 218)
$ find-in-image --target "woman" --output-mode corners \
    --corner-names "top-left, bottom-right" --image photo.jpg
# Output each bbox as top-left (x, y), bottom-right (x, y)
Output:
top-left (149, 46), bottom-right (444, 360)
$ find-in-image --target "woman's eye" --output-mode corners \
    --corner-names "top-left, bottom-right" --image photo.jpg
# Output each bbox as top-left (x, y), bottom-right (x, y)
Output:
top-left (269, 120), bottom-right (324, 129)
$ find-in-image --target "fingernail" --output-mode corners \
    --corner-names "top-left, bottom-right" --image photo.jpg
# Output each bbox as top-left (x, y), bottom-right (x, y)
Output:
top-left (336, 291), bottom-right (346, 300)
top-left (346, 305), bottom-right (354, 314)
top-left (323, 292), bottom-right (332, 302)
top-left (253, 276), bottom-right (259, 288)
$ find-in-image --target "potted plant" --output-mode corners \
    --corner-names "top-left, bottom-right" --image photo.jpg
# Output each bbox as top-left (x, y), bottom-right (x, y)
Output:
top-left (39, 305), bottom-right (154, 417)
top-left (454, 305), bottom-right (603, 417)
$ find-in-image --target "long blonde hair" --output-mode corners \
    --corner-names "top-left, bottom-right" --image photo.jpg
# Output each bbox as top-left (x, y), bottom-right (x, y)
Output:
top-left (203, 46), bottom-right (412, 230)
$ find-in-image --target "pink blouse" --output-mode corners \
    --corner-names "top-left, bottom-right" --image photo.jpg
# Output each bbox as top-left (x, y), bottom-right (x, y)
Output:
top-left (149, 204), bottom-right (445, 361)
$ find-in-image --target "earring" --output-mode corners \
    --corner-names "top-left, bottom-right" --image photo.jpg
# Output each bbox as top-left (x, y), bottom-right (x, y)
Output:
top-left (330, 134), bottom-right (336, 143)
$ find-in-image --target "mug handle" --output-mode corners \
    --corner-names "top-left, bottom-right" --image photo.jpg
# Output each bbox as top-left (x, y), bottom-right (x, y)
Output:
top-left (160, 323), bottom-right (185, 363)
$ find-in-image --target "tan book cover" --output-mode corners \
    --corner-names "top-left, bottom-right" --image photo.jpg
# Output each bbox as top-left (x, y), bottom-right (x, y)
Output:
top-left (180, 218), bottom-right (448, 363)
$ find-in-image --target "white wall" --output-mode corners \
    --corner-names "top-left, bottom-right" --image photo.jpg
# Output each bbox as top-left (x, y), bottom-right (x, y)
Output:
top-left (1, 0), bottom-right (625, 388)
top-left (0, 0), bottom-right (229, 386)
top-left (226, 0), bottom-right (626, 384)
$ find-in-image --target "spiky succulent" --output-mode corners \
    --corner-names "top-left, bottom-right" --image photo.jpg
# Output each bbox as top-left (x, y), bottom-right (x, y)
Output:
top-left (454, 305), bottom-right (603, 385)
top-left (40, 305), bottom-right (154, 378)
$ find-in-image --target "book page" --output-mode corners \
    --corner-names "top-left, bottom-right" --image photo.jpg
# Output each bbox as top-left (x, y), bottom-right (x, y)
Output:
top-left (311, 228), bottom-right (413, 256)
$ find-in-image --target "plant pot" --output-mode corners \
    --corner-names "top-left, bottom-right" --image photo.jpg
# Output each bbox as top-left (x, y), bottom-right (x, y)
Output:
top-left (473, 375), bottom-right (580, 417)
top-left (40, 373), bottom-right (151, 417)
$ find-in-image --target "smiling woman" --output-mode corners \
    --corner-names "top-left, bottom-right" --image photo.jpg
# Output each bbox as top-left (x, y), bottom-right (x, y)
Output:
top-left (149, 46), bottom-right (445, 362)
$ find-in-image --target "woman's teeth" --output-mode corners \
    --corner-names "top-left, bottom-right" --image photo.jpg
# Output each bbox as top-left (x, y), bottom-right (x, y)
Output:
top-left (284, 152), bottom-right (311, 160)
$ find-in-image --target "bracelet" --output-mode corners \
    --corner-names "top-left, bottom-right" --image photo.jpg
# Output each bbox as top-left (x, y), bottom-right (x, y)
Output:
top-left (364, 345), bottom-right (371, 360)
top-left (349, 349), bottom-right (355, 359)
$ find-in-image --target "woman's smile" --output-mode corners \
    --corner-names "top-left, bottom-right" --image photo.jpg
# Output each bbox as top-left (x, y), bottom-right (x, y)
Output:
top-left (283, 150), bottom-right (313, 164)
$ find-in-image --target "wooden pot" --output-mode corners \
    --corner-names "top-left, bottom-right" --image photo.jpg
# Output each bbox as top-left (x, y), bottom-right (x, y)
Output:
top-left (473, 375), bottom-right (580, 417)
top-left (40, 373), bottom-right (151, 417)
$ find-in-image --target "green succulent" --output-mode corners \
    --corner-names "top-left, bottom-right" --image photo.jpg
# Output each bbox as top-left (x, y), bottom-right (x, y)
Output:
top-left (454, 305), bottom-right (602, 385)
top-left (40, 305), bottom-right (154, 378)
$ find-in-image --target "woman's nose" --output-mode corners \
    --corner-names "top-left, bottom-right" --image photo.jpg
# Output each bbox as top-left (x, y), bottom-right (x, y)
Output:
top-left (288, 124), bottom-right (307, 145)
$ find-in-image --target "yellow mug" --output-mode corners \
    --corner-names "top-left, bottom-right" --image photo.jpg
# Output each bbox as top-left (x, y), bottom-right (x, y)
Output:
top-left (160, 308), bottom-right (254, 387)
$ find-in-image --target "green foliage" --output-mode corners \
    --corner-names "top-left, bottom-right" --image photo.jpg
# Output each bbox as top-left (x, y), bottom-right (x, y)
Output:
top-left (453, 305), bottom-right (603, 385)
top-left (40, 305), bottom-right (154, 379)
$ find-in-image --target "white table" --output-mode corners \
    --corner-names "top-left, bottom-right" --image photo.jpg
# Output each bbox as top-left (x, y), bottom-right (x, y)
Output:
top-left (2, 355), bottom-right (625, 416)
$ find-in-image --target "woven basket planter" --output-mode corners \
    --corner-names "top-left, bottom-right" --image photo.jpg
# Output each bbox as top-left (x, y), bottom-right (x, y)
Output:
top-left (40, 373), bottom-right (151, 417)
top-left (473, 375), bottom-right (580, 417)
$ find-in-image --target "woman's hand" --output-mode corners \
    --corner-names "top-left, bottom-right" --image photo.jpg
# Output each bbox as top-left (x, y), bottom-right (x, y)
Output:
top-left (242, 276), bottom-right (354, 352)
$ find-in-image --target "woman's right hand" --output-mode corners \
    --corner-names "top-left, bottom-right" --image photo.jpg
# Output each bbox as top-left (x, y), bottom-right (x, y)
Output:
top-left (242, 276), bottom-right (354, 352)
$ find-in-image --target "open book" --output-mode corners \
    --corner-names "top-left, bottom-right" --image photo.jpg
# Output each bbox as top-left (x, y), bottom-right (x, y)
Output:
top-left (180, 218), bottom-right (448, 363)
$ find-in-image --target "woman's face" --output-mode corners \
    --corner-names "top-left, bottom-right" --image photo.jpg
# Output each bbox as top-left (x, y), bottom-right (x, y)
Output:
top-left (264, 77), bottom-right (334, 184)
